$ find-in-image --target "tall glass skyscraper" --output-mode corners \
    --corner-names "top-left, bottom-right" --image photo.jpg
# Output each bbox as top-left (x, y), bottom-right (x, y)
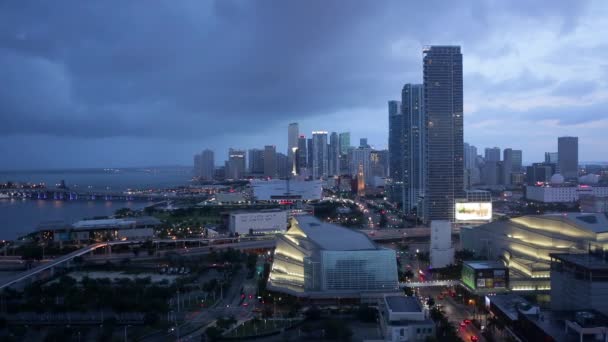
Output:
top-left (388, 100), bottom-right (403, 204)
top-left (558, 136), bottom-right (578, 179)
top-left (423, 46), bottom-right (464, 222)
top-left (402, 84), bottom-right (425, 213)
top-left (312, 131), bottom-right (328, 179)
top-left (339, 132), bottom-right (351, 156)
top-left (329, 132), bottom-right (340, 176)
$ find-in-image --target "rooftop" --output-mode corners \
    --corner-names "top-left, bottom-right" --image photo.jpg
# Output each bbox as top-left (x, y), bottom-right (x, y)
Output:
top-left (544, 213), bottom-right (608, 234)
top-left (551, 253), bottom-right (608, 270)
top-left (464, 260), bottom-right (506, 270)
top-left (385, 295), bottom-right (422, 313)
top-left (289, 215), bottom-right (377, 251)
top-left (72, 216), bottom-right (161, 230)
top-left (488, 294), bottom-right (532, 321)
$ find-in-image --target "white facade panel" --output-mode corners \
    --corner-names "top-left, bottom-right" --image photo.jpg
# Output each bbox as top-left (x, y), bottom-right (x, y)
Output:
top-left (229, 211), bottom-right (287, 235)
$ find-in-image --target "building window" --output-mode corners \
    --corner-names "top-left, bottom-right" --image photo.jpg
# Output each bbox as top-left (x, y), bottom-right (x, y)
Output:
top-left (400, 329), bottom-right (404, 336)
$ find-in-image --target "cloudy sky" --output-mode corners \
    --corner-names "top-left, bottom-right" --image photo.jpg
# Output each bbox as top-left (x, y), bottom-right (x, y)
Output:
top-left (1, 0), bottom-right (607, 169)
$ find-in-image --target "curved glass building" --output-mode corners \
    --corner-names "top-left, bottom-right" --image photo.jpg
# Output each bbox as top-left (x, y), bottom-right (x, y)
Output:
top-left (268, 215), bottom-right (399, 298)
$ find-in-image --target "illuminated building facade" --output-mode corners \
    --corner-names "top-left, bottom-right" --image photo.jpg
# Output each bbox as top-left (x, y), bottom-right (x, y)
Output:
top-left (268, 216), bottom-right (399, 298)
top-left (461, 213), bottom-right (608, 291)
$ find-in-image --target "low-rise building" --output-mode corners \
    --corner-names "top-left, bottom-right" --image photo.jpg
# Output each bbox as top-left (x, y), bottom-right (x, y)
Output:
top-left (580, 195), bottom-right (608, 213)
top-left (526, 184), bottom-right (608, 203)
top-left (378, 295), bottom-right (435, 342)
top-left (48, 216), bottom-right (161, 242)
top-left (228, 209), bottom-right (287, 235)
top-left (461, 261), bottom-right (509, 294)
top-left (251, 179), bottom-right (323, 201)
top-left (268, 215), bottom-right (399, 298)
top-left (461, 213), bottom-right (608, 292)
top-left (551, 253), bottom-right (608, 316)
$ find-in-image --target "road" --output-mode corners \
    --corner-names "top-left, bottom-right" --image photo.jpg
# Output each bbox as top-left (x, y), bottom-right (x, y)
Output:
top-left (419, 286), bottom-right (487, 342)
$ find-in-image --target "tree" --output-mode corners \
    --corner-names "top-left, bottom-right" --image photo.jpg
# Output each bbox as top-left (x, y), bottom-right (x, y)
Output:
top-left (322, 319), bottom-right (353, 341)
top-left (356, 305), bottom-right (377, 322)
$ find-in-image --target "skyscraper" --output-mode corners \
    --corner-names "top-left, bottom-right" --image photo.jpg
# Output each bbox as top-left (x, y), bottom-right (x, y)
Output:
top-left (276, 152), bottom-right (288, 179)
top-left (484, 147), bottom-right (501, 162)
top-left (503, 148), bottom-right (514, 186)
top-left (388, 100), bottom-right (403, 204)
top-left (200, 149), bottom-right (215, 180)
top-left (350, 147), bottom-right (372, 186)
top-left (370, 149), bottom-right (389, 178)
top-left (312, 131), bottom-right (328, 179)
top-left (226, 148), bottom-right (246, 179)
top-left (512, 150), bottom-right (522, 172)
top-left (193, 154), bottom-right (202, 177)
top-left (329, 132), bottom-right (340, 176)
top-left (287, 123), bottom-right (299, 172)
top-left (307, 138), bottom-right (313, 169)
top-left (402, 84), bottom-right (425, 213)
top-left (558, 136), bottom-right (578, 179)
top-left (545, 152), bottom-right (558, 164)
top-left (248, 148), bottom-right (264, 175)
top-left (423, 46), bottom-right (464, 222)
top-left (339, 132), bottom-right (351, 156)
top-left (359, 138), bottom-right (370, 148)
top-left (297, 135), bottom-right (307, 174)
top-left (263, 145), bottom-right (277, 178)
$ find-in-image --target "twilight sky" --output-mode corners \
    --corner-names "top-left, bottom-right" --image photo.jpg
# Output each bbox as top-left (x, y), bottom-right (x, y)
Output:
top-left (1, 0), bottom-right (607, 169)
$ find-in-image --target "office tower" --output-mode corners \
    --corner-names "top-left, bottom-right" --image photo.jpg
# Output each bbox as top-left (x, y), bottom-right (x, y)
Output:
top-left (287, 123), bottom-right (299, 172)
top-left (297, 135), bottom-right (307, 174)
top-left (193, 154), bottom-right (202, 177)
top-left (357, 164), bottom-right (366, 196)
top-left (329, 132), bottom-right (340, 176)
top-left (312, 131), bottom-right (328, 179)
top-left (512, 150), bottom-right (522, 172)
top-left (503, 148), bottom-right (514, 186)
top-left (371, 149), bottom-right (389, 178)
top-left (307, 138), bottom-right (313, 169)
top-left (200, 149), bottom-right (215, 181)
top-left (481, 161), bottom-right (502, 186)
top-left (402, 83), bottom-right (425, 213)
top-left (526, 163), bottom-right (556, 184)
top-left (339, 132), bottom-right (351, 156)
top-left (423, 45), bottom-right (464, 222)
top-left (350, 147), bottom-right (372, 185)
top-left (248, 148), bottom-right (264, 175)
top-left (263, 145), bottom-right (277, 178)
top-left (359, 138), bottom-right (370, 148)
top-left (558, 136), bottom-right (579, 179)
top-left (484, 147), bottom-right (501, 162)
top-left (464, 143), bottom-right (478, 169)
top-left (226, 148), bottom-right (246, 179)
top-left (388, 100), bottom-right (403, 204)
top-left (545, 152), bottom-right (558, 164)
top-left (277, 152), bottom-right (288, 178)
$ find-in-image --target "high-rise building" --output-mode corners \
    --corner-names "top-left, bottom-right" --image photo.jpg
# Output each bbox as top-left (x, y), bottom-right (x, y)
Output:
top-left (512, 149), bottom-right (522, 172)
top-left (312, 131), bottom-right (328, 179)
top-left (484, 147), bottom-right (501, 162)
top-left (360, 138), bottom-right (370, 148)
top-left (263, 145), bottom-right (277, 178)
top-left (503, 148), bottom-right (514, 186)
top-left (558, 136), bottom-right (579, 179)
top-left (388, 100), bottom-right (403, 204)
top-left (226, 148), bottom-right (246, 179)
top-left (277, 152), bottom-right (288, 179)
top-left (423, 45), bottom-right (464, 222)
top-left (329, 132), bottom-right (340, 176)
top-left (193, 154), bottom-right (202, 177)
top-left (544, 152), bottom-right (558, 164)
top-left (350, 147), bottom-right (372, 185)
top-left (339, 132), bottom-right (351, 156)
top-left (248, 148), bottom-right (264, 175)
top-left (402, 84), bottom-right (425, 213)
top-left (296, 135), bottom-right (307, 175)
top-left (287, 123), bottom-right (299, 173)
top-left (307, 138), bottom-right (313, 169)
top-left (370, 149), bottom-right (389, 178)
top-left (464, 143), bottom-right (478, 169)
top-left (200, 149), bottom-right (215, 180)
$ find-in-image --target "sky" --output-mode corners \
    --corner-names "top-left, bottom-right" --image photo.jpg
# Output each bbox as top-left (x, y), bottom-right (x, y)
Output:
top-left (1, 0), bottom-right (607, 169)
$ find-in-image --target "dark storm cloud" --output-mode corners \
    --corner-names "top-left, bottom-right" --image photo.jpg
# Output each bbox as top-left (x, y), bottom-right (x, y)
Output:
top-left (0, 0), bottom-right (602, 167)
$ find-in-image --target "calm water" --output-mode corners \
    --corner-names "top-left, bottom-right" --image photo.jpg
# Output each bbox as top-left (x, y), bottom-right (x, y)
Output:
top-left (0, 167), bottom-right (192, 192)
top-left (0, 199), bottom-right (155, 240)
top-left (0, 168), bottom-right (192, 240)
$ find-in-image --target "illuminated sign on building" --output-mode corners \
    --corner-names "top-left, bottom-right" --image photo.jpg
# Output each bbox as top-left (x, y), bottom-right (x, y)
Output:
top-left (455, 202), bottom-right (492, 221)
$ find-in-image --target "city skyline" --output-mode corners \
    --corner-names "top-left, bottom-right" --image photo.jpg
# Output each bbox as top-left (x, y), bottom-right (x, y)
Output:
top-left (2, 2), bottom-right (608, 169)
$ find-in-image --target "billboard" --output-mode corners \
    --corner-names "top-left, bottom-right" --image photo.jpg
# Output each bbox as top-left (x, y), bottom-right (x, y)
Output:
top-left (455, 202), bottom-right (492, 221)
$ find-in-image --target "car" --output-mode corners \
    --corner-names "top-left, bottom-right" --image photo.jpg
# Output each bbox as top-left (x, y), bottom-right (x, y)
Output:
top-left (242, 303), bottom-right (249, 307)
top-left (470, 336), bottom-right (479, 342)
top-left (464, 319), bottom-right (472, 325)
